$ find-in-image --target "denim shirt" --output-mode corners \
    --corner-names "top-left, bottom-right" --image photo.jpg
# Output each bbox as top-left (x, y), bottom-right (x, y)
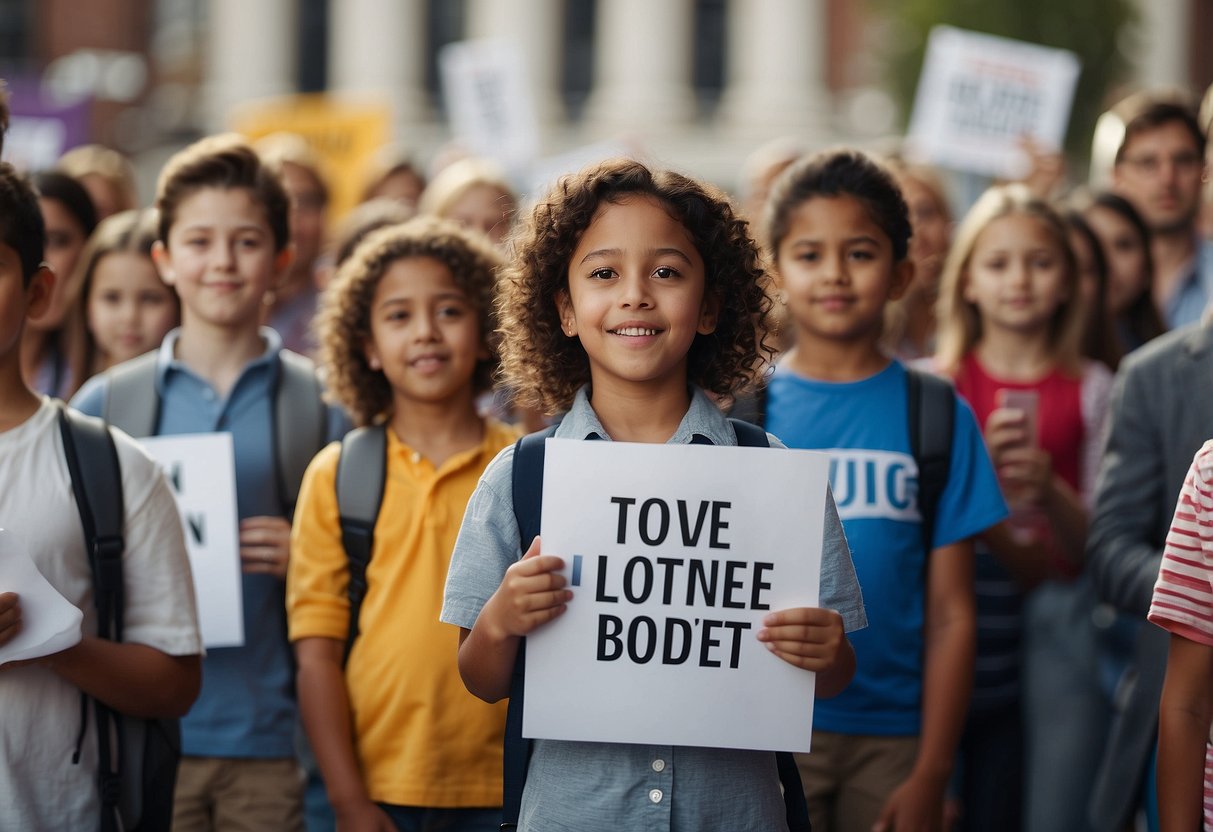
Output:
top-left (1165, 238), bottom-right (1213, 329)
top-left (442, 385), bottom-right (864, 832)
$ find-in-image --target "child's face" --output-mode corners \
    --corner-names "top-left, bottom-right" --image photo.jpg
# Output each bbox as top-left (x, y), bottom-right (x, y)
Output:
top-left (556, 195), bottom-right (716, 398)
top-left (0, 241), bottom-right (51, 364)
top-left (446, 184), bottom-right (512, 247)
top-left (87, 251), bottom-right (178, 366)
top-left (363, 255), bottom-right (486, 408)
top-left (154, 187), bottom-right (289, 333)
top-left (33, 197), bottom-right (88, 331)
top-left (1084, 205), bottom-right (1149, 315)
top-left (774, 195), bottom-right (911, 346)
top-left (962, 213), bottom-right (1070, 335)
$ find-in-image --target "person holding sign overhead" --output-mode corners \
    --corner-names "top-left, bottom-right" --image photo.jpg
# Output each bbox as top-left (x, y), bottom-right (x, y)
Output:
top-left (442, 159), bottom-right (865, 832)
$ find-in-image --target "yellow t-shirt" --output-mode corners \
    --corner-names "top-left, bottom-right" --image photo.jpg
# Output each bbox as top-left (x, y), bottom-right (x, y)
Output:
top-left (287, 420), bottom-right (519, 807)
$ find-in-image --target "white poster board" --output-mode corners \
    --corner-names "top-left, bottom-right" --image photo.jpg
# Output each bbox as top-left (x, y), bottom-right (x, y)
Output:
top-left (906, 26), bottom-right (1080, 179)
top-left (140, 433), bottom-right (243, 648)
top-left (525, 439), bottom-right (831, 752)
top-left (439, 39), bottom-right (540, 173)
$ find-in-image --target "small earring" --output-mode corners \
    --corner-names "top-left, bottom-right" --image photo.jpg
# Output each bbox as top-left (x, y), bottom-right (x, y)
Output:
top-left (368, 356), bottom-right (381, 370)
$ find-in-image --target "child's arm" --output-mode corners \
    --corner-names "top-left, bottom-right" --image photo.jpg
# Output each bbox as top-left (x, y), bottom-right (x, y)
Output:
top-left (1157, 632), bottom-right (1213, 832)
top-left (295, 637), bottom-right (396, 832)
top-left (985, 408), bottom-right (1088, 569)
top-left (0, 592), bottom-right (19, 646)
top-left (756, 608), bottom-right (854, 698)
top-left (240, 516), bottom-right (292, 578)
top-left (457, 536), bottom-right (570, 703)
top-left (38, 637), bottom-right (201, 718)
top-left (875, 539), bottom-right (976, 832)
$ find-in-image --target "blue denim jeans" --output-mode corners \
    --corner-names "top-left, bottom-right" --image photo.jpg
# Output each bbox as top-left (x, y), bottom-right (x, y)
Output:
top-left (376, 805), bottom-right (501, 832)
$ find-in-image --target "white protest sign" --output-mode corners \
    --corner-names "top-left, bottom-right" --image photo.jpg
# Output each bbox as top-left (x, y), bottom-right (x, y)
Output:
top-left (525, 439), bottom-right (830, 752)
top-left (439, 39), bottom-right (540, 173)
top-left (0, 528), bottom-right (83, 666)
top-left (906, 26), bottom-right (1080, 179)
top-left (140, 433), bottom-right (243, 648)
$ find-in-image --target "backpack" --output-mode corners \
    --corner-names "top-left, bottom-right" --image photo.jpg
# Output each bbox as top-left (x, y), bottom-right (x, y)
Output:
top-left (100, 349), bottom-right (328, 517)
top-left (731, 367), bottom-right (956, 553)
top-left (334, 424), bottom-right (388, 664)
top-left (58, 404), bottom-right (179, 832)
top-left (503, 418), bottom-right (811, 831)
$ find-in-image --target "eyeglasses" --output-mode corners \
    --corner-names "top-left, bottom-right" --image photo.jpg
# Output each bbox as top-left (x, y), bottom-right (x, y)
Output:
top-left (1118, 152), bottom-right (1204, 176)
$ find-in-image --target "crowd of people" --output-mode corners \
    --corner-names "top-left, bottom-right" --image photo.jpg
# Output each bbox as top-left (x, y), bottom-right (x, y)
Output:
top-left (1, 77), bottom-right (1213, 832)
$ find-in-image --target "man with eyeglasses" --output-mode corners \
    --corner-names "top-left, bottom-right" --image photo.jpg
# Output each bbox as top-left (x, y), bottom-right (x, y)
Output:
top-left (1110, 91), bottom-right (1212, 329)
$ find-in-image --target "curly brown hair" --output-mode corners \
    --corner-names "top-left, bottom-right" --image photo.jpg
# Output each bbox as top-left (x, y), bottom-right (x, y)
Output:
top-left (317, 216), bottom-right (503, 427)
top-left (499, 158), bottom-right (772, 415)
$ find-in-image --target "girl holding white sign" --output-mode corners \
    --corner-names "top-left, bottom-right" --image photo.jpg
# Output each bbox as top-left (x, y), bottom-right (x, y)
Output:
top-left (442, 158), bottom-right (866, 832)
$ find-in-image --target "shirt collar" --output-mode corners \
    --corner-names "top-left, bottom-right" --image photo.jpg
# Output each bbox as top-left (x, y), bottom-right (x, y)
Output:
top-left (155, 326), bottom-right (283, 388)
top-left (553, 384), bottom-right (734, 446)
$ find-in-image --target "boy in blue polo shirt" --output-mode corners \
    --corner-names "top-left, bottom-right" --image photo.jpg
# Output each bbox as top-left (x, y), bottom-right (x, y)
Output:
top-left (73, 134), bottom-right (345, 831)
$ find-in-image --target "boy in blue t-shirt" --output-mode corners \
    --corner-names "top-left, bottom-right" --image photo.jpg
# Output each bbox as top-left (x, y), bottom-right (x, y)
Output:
top-left (758, 150), bottom-right (1007, 832)
top-left (73, 134), bottom-right (345, 831)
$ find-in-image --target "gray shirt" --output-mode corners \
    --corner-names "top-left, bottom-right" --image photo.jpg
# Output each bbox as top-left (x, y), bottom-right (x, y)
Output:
top-left (442, 386), bottom-right (865, 832)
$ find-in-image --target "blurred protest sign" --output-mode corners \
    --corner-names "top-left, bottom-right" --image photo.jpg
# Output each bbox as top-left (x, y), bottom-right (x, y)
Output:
top-left (231, 93), bottom-right (390, 221)
top-left (2, 79), bottom-right (91, 171)
top-left (525, 439), bottom-right (830, 752)
top-left (440, 39), bottom-right (540, 175)
top-left (906, 26), bottom-right (1080, 179)
top-left (141, 433), bottom-right (243, 648)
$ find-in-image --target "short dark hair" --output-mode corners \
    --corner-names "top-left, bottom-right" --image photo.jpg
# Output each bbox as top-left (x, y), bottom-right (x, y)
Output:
top-left (0, 163), bottom-right (48, 285)
top-left (32, 170), bottom-right (99, 240)
top-left (1113, 93), bottom-right (1206, 163)
top-left (764, 148), bottom-right (912, 262)
top-left (155, 133), bottom-right (290, 252)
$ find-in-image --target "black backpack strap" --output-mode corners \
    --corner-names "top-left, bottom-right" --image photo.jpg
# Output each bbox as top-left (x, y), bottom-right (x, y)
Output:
top-left (275, 349), bottom-right (328, 519)
top-left (501, 426), bottom-right (559, 829)
top-left (729, 417), bottom-right (771, 448)
top-left (731, 415), bottom-right (811, 830)
top-left (58, 405), bottom-right (126, 832)
top-left (728, 381), bottom-right (768, 429)
top-left (906, 367), bottom-right (955, 554)
top-left (336, 425), bottom-right (387, 666)
top-left (102, 351), bottom-right (160, 439)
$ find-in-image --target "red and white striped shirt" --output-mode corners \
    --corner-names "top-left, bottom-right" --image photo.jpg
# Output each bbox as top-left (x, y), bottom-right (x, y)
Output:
top-left (1149, 439), bottom-right (1213, 831)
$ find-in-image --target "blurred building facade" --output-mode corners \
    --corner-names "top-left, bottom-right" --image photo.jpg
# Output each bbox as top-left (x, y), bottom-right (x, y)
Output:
top-left (2, 0), bottom-right (1210, 195)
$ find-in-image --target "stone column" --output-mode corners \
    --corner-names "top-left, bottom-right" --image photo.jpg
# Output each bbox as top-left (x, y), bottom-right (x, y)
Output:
top-left (466, 0), bottom-right (565, 127)
top-left (206, 0), bottom-right (297, 130)
top-left (583, 0), bottom-right (696, 134)
top-left (1131, 0), bottom-right (1190, 88)
top-left (716, 0), bottom-right (832, 141)
top-left (329, 0), bottom-right (430, 125)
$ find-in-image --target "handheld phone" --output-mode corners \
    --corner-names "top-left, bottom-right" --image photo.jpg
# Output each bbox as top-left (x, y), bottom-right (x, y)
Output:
top-left (996, 388), bottom-right (1039, 448)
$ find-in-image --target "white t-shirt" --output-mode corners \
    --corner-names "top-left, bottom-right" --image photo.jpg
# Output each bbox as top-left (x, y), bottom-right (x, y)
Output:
top-left (0, 398), bottom-right (202, 829)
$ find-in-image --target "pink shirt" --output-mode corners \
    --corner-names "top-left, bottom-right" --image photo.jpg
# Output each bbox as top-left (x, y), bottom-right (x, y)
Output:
top-left (1148, 439), bottom-right (1213, 831)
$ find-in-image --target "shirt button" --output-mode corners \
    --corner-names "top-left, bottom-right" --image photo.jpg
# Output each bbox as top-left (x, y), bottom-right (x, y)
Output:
top-left (649, 789), bottom-right (663, 804)
top-left (651, 759), bottom-right (666, 772)
top-left (411, 451), bottom-right (421, 464)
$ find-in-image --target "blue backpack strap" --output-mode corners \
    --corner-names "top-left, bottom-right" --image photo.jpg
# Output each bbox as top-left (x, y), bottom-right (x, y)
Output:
top-left (502, 425), bottom-right (558, 829)
top-left (336, 424), bottom-right (388, 666)
top-left (905, 367), bottom-right (955, 554)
